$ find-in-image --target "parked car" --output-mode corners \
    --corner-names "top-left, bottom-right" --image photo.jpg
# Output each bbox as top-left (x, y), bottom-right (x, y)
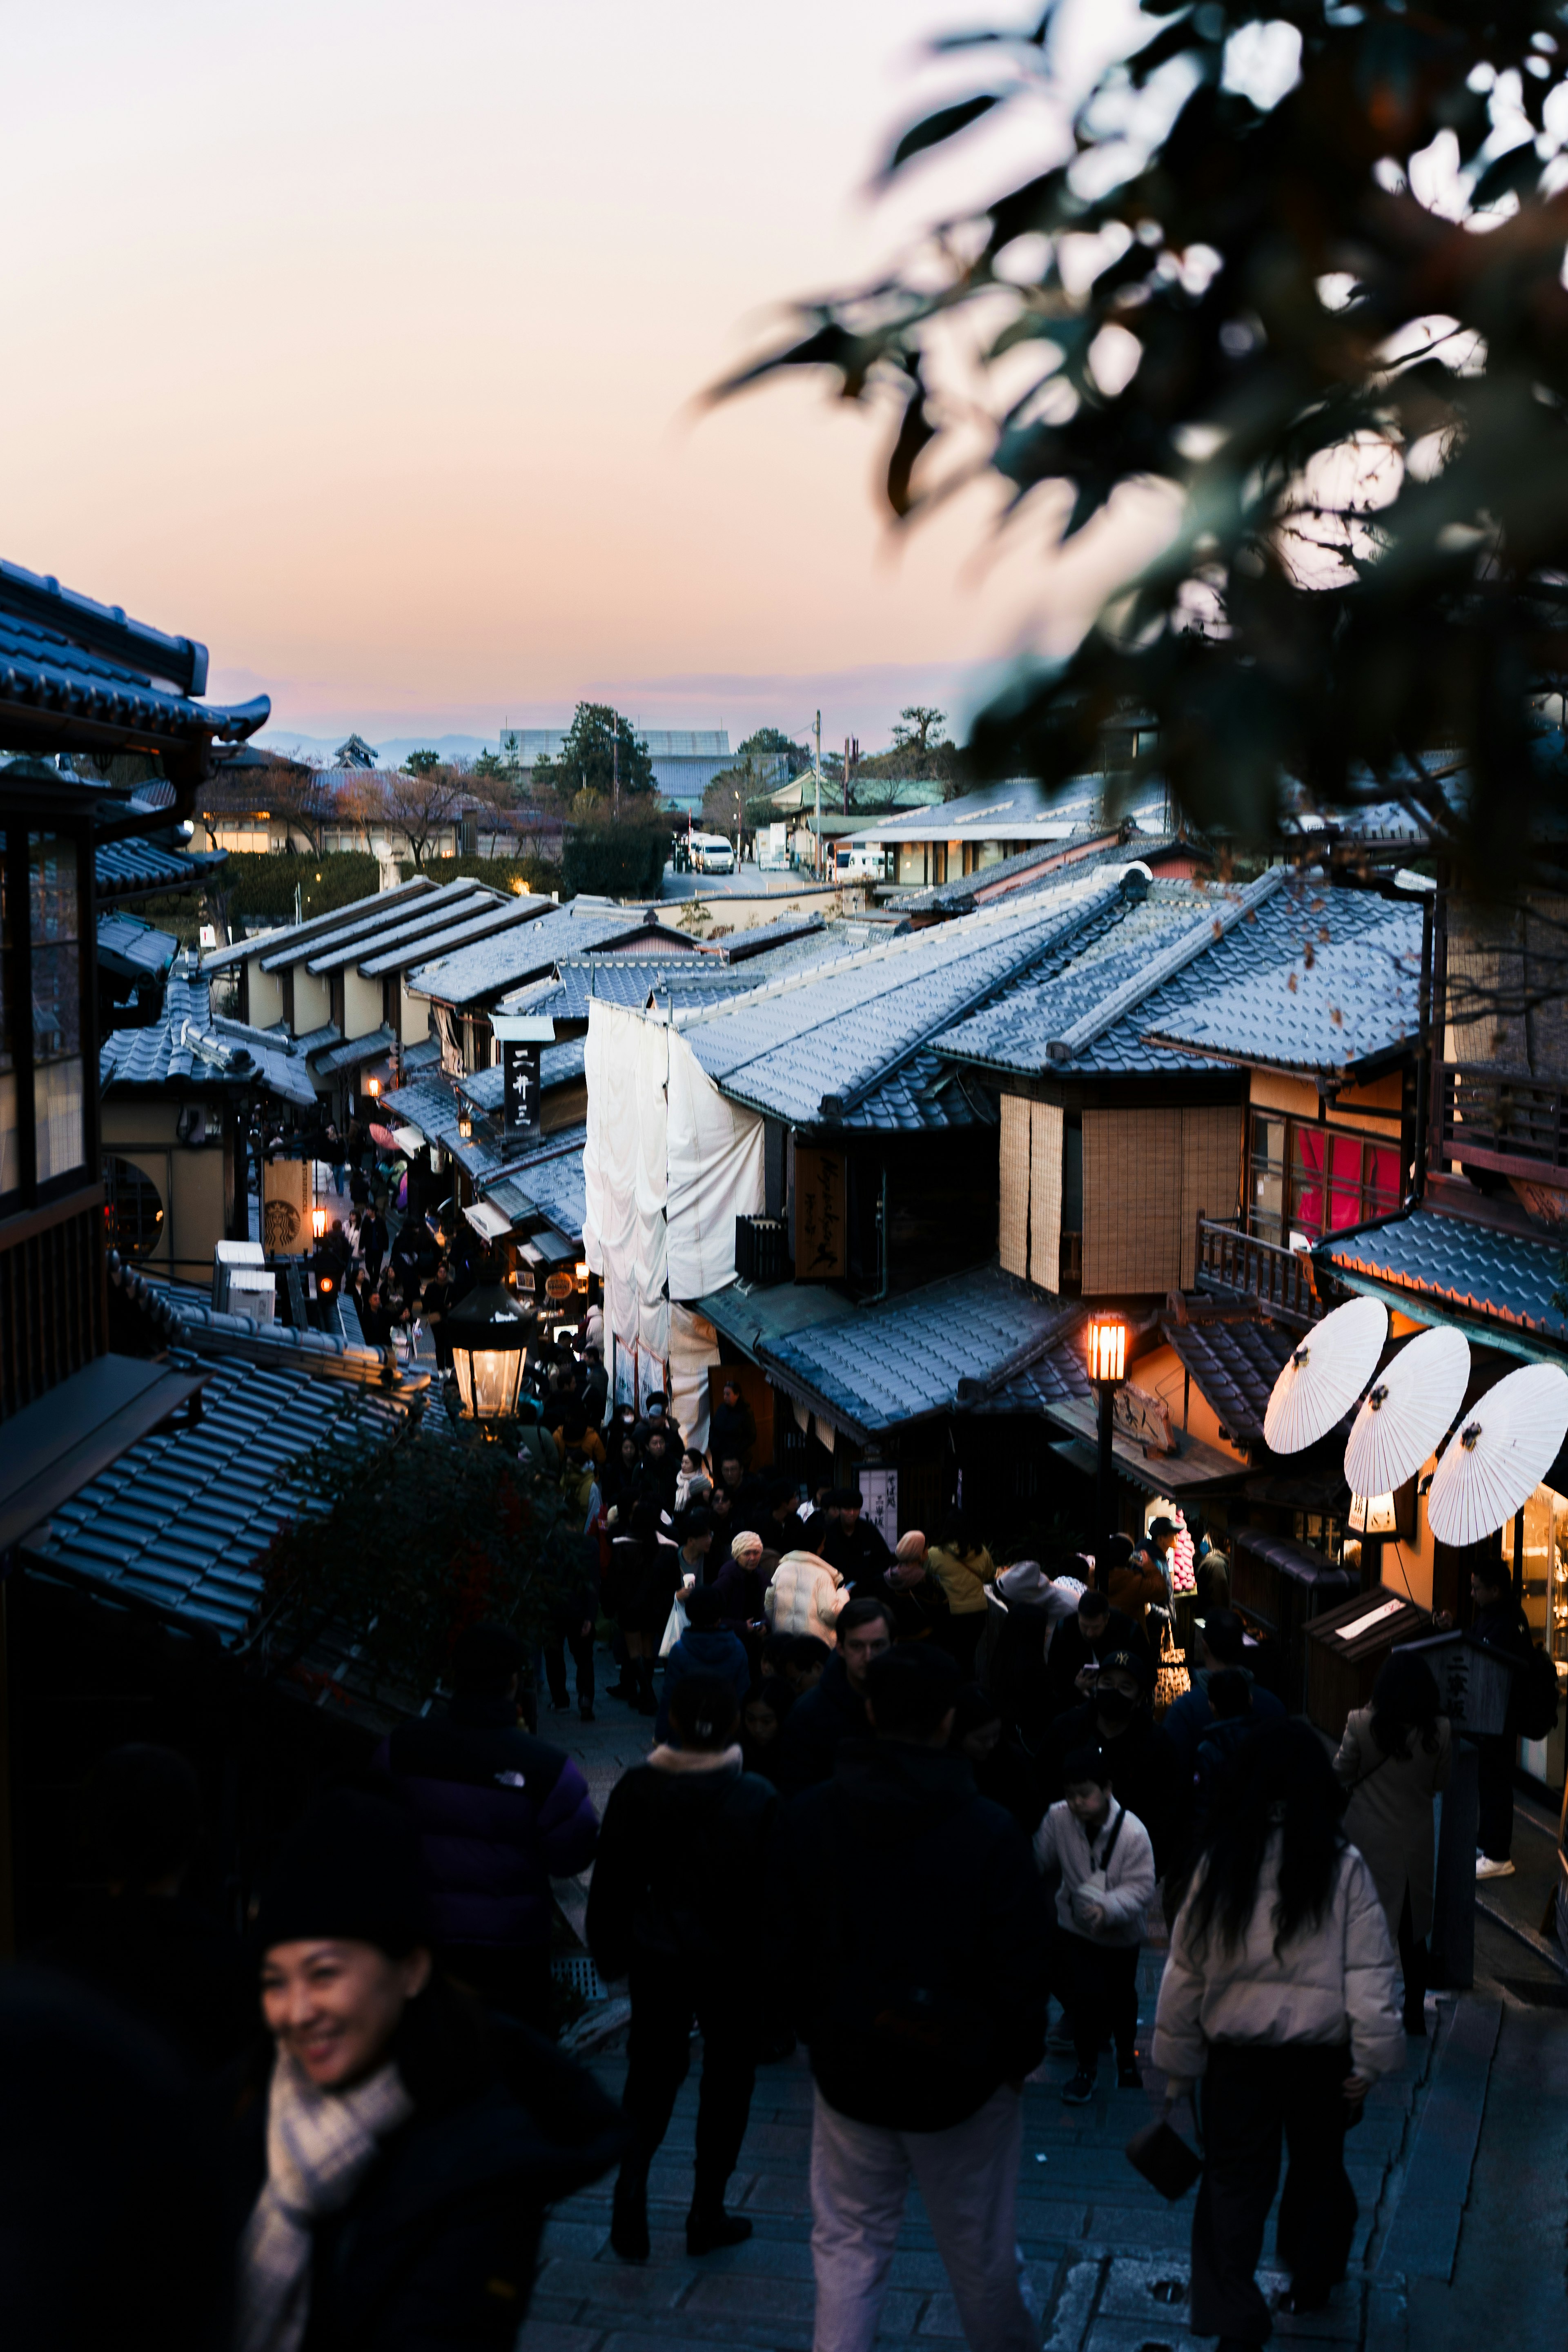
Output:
top-left (689, 832), bottom-right (737, 875)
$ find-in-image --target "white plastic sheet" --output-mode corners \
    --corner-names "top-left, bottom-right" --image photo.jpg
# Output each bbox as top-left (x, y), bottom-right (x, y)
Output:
top-left (669, 1305), bottom-right (722, 1455)
top-left (666, 1030), bottom-right (765, 1302)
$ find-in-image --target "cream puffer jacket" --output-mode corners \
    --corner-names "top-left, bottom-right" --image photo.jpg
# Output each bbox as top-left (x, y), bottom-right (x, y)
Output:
top-left (1152, 1833), bottom-right (1405, 2083)
top-left (763, 1550), bottom-right (847, 1646)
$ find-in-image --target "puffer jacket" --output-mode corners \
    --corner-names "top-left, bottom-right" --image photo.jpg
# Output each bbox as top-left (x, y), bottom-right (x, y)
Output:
top-left (1152, 1832), bottom-right (1405, 2083)
top-left (764, 1549), bottom-right (846, 1645)
top-left (927, 1542), bottom-right (996, 1617)
top-left (1032, 1797), bottom-right (1156, 1949)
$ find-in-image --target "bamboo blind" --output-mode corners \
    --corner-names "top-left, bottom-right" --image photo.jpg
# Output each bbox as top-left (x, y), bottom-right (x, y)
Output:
top-left (1178, 1104), bottom-right (1245, 1285)
top-left (998, 1094), bottom-right (1031, 1277)
top-left (1082, 1106), bottom-right (1185, 1292)
top-left (1029, 1100), bottom-right (1065, 1292)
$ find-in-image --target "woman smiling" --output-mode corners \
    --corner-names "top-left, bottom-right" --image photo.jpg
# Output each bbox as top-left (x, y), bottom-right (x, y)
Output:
top-left (232, 1790), bottom-right (622, 2352)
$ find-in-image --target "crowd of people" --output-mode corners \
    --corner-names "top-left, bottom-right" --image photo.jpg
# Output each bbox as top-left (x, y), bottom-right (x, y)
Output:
top-left (18, 1329), bottom-right (1485, 2352)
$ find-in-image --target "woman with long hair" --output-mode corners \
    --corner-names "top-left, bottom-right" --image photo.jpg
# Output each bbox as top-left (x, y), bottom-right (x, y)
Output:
top-left (1334, 1650), bottom-right (1450, 2037)
top-left (1152, 1720), bottom-right (1403, 2347)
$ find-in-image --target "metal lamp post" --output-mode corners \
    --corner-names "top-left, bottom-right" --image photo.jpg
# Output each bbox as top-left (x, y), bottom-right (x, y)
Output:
top-left (1086, 1311), bottom-right (1127, 1595)
top-left (445, 1283), bottom-right (532, 1425)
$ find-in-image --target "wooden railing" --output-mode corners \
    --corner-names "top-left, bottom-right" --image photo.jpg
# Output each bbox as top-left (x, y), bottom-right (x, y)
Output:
top-left (1195, 1217), bottom-right (1321, 1324)
top-left (1439, 1061), bottom-right (1568, 1188)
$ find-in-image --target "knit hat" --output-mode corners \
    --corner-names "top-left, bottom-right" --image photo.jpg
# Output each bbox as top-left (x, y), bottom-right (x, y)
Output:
top-left (253, 1791), bottom-right (430, 1959)
top-left (731, 1530), bottom-right (764, 1561)
top-left (895, 1530), bottom-right (926, 1561)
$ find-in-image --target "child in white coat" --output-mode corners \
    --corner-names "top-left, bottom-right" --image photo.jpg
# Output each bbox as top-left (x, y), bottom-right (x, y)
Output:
top-left (1033, 1742), bottom-right (1156, 2105)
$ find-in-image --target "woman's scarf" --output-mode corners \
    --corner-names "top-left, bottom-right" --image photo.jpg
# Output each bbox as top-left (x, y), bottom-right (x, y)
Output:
top-left (234, 2048), bottom-right (414, 2352)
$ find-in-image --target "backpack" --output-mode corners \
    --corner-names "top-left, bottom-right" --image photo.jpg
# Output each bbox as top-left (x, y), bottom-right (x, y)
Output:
top-left (1517, 1640), bottom-right (1561, 1743)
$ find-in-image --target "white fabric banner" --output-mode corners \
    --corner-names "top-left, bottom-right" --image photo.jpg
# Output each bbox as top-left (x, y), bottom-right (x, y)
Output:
top-left (668, 1305), bottom-right (722, 1455)
top-left (666, 1028), bottom-right (764, 1302)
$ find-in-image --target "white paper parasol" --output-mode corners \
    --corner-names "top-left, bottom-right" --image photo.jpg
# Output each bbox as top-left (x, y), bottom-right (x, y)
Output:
top-left (1426, 1361), bottom-right (1568, 1547)
top-left (1344, 1324), bottom-right (1471, 1498)
top-left (1264, 1294), bottom-right (1388, 1455)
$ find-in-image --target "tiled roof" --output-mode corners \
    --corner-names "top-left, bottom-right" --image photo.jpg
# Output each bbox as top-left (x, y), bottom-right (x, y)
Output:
top-left (303, 885), bottom-right (505, 974)
top-left (382, 1075), bottom-right (491, 1178)
top-left (761, 1263), bottom-right (1087, 1438)
top-left (968, 1331), bottom-right (1094, 1414)
top-left (889, 829), bottom-right (1197, 914)
top-left (310, 1025), bottom-right (396, 1076)
top-left (202, 878), bottom-right (441, 973)
top-left (936, 877), bottom-right (1411, 1080)
top-left (851, 778), bottom-right (1170, 846)
top-left (485, 1132), bottom-right (588, 1242)
top-left (677, 876), bottom-right (1146, 1129)
top-left (462, 1040), bottom-right (586, 1108)
top-left (1322, 1208), bottom-right (1568, 1352)
top-left (95, 836), bottom-right (226, 902)
top-left (1148, 909), bottom-right (1423, 1075)
top-left (0, 557), bottom-right (268, 755)
top-left (97, 911), bottom-right (179, 983)
top-left (100, 974), bottom-right (318, 1106)
top-left (1160, 1313), bottom-right (1298, 1444)
top-left (412, 902), bottom-right (677, 1008)
top-left (22, 1350), bottom-right (409, 1643)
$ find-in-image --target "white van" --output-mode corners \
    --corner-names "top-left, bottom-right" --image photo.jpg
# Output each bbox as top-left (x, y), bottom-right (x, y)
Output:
top-left (689, 831), bottom-right (736, 875)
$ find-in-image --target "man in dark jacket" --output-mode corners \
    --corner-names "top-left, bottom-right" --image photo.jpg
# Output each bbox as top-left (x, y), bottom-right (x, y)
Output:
top-left (708, 1376), bottom-right (757, 1470)
top-left (382, 1621), bottom-right (599, 2028)
top-left (587, 1673), bottom-right (777, 2261)
top-left (820, 1487), bottom-right (895, 1588)
top-left (1161, 1609), bottom-right (1285, 1780)
top-left (1041, 1586), bottom-right (1147, 1721)
top-left (654, 1584), bottom-right (751, 1743)
top-left (773, 1644), bottom-right (1048, 2352)
top-left (774, 1598), bottom-right (894, 1796)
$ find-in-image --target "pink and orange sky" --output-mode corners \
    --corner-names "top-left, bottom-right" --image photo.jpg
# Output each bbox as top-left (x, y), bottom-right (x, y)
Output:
top-left (1, 3), bottom-right (1140, 752)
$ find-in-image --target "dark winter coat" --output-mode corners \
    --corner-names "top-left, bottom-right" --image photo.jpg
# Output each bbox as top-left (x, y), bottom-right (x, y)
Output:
top-left (607, 1532), bottom-right (681, 1635)
top-left (381, 1699), bottom-right (598, 1958)
top-left (711, 1555), bottom-right (766, 1627)
top-left (1162, 1670), bottom-right (1285, 1779)
top-left (1040, 1606), bottom-right (1147, 1720)
top-left (984, 1592), bottom-right (1058, 1740)
top-left (772, 1741), bottom-right (1049, 2131)
top-left (654, 1625), bottom-right (751, 1744)
top-left (821, 1515), bottom-right (894, 1589)
top-left (33, 1889), bottom-right (249, 2078)
top-left (708, 1396), bottom-right (757, 1469)
top-left (1472, 1593), bottom-right (1535, 1735)
top-left (773, 1652), bottom-right (869, 1797)
top-left (585, 1751), bottom-right (777, 1976)
top-left (228, 2005), bottom-right (625, 2352)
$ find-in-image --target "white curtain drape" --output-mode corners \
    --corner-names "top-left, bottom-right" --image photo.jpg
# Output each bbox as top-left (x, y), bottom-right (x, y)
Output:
top-left (666, 1029), bottom-right (764, 1301)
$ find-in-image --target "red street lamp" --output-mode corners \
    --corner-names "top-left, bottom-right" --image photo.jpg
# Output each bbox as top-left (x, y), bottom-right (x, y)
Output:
top-left (1086, 1312), bottom-right (1128, 1594)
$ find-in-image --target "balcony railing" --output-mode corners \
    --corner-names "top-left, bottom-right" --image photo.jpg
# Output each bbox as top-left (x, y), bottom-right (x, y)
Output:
top-left (1439, 1061), bottom-right (1568, 1188)
top-left (1195, 1218), bottom-right (1322, 1325)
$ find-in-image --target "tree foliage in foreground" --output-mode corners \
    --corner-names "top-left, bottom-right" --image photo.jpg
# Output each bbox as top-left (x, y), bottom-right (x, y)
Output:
top-left (724, 0), bottom-right (1568, 883)
top-left (255, 1425), bottom-right (575, 1706)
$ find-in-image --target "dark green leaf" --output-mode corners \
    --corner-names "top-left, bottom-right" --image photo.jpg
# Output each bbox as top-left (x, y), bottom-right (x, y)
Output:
top-left (883, 93), bottom-right (1000, 178)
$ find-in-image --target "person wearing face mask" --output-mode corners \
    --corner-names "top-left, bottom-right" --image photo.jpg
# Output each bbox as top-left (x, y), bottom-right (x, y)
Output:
top-left (1045, 1647), bottom-right (1172, 1875)
top-left (1032, 1744), bottom-right (1156, 2104)
top-left (231, 1789), bottom-right (624, 2352)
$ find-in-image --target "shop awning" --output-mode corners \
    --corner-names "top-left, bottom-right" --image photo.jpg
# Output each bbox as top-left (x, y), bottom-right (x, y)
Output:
top-left (463, 1200), bottom-right (514, 1243)
top-left (519, 1226), bottom-right (578, 1268)
top-left (393, 1123), bottom-right (427, 1156)
top-left (1045, 1394), bottom-right (1249, 1496)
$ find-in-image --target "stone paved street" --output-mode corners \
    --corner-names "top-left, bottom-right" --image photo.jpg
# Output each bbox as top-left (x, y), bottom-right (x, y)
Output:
top-left (522, 1677), bottom-right (1564, 2352)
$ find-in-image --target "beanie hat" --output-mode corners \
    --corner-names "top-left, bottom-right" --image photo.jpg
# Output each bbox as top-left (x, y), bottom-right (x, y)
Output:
top-left (731, 1530), bottom-right (764, 1561)
top-left (253, 1790), bottom-right (430, 1959)
top-left (895, 1530), bottom-right (927, 1561)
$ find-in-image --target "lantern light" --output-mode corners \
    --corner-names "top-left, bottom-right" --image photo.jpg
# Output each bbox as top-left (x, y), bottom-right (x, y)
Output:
top-left (1087, 1313), bottom-right (1127, 1387)
top-left (366, 1076), bottom-right (380, 1098)
top-left (311, 1205), bottom-right (328, 1241)
top-left (1348, 1491), bottom-right (1398, 1536)
top-left (457, 1110), bottom-right (474, 1140)
top-left (445, 1283), bottom-right (531, 1423)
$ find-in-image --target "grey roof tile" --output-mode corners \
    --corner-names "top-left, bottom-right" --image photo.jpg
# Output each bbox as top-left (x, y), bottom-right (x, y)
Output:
top-left (97, 911), bottom-right (179, 982)
top-left (1149, 911), bottom-right (1423, 1074)
top-left (25, 1351), bottom-right (409, 1642)
top-left (936, 880), bottom-right (1419, 1079)
top-left (1160, 1314), bottom-right (1297, 1443)
top-left (95, 837), bottom-right (223, 901)
top-left (1322, 1207), bottom-right (1568, 1348)
top-left (413, 903), bottom-right (688, 1007)
top-left (762, 1263), bottom-right (1085, 1437)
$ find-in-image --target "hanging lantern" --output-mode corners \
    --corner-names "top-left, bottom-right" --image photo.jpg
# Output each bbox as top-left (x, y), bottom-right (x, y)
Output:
top-left (457, 1109), bottom-right (473, 1141)
top-left (311, 1205), bottom-right (328, 1241)
top-left (445, 1283), bottom-right (531, 1422)
top-left (1348, 1491), bottom-right (1398, 1537)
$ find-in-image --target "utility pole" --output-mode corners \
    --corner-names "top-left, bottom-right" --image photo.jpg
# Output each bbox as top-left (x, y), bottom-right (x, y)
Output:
top-left (813, 709), bottom-right (822, 876)
top-left (612, 724), bottom-right (620, 825)
top-left (843, 737), bottom-right (851, 817)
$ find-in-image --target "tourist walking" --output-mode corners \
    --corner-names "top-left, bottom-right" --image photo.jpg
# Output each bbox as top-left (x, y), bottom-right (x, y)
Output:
top-left (1153, 1720), bottom-right (1404, 2343)
top-left (1333, 1651), bottom-right (1451, 2036)
top-left (1033, 1743), bottom-right (1156, 2103)
top-left (773, 1596), bottom-right (894, 1795)
top-left (774, 1644), bottom-right (1049, 2352)
top-left (586, 1675), bottom-right (777, 2261)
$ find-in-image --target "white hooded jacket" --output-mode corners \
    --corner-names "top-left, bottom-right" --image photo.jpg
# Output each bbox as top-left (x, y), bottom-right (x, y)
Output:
top-left (1152, 1832), bottom-right (1405, 2082)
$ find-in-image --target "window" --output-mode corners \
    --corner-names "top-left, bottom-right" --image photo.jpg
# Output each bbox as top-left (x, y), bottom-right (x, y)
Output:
top-left (0, 825), bottom-right (91, 1209)
top-left (1247, 1110), bottom-right (1400, 1248)
top-left (102, 1155), bottom-right (165, 1258)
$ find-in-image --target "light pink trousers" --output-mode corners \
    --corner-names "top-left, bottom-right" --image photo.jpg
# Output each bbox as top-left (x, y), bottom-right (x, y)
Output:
top-left (808, 2082), bottom-right (1037, 2352)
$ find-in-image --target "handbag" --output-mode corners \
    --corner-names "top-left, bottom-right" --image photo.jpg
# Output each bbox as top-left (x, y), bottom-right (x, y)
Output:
top-left (1152, 1612), bottom-right (1191, 1718)
top-left (1125, 2110), bottom-right (1205, 2201)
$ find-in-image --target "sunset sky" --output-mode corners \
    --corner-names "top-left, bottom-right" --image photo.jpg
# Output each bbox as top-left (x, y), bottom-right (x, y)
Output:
top-left (0, 3), bottom-right (1143, 753)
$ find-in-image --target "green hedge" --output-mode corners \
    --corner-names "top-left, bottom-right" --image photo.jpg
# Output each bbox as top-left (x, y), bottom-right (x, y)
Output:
top-left (561, 822), bottom-right (669, 900)
top-left (218, 851), bottom-right (383, 925)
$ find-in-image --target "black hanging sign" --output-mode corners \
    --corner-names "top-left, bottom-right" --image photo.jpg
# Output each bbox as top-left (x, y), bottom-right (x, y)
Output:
top-left (503, 1039), bottom-right (541, 1141)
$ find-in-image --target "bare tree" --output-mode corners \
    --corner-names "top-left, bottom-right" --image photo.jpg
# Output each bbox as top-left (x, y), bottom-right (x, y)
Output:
top-left (383, 763), bottom-right (461, 870)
